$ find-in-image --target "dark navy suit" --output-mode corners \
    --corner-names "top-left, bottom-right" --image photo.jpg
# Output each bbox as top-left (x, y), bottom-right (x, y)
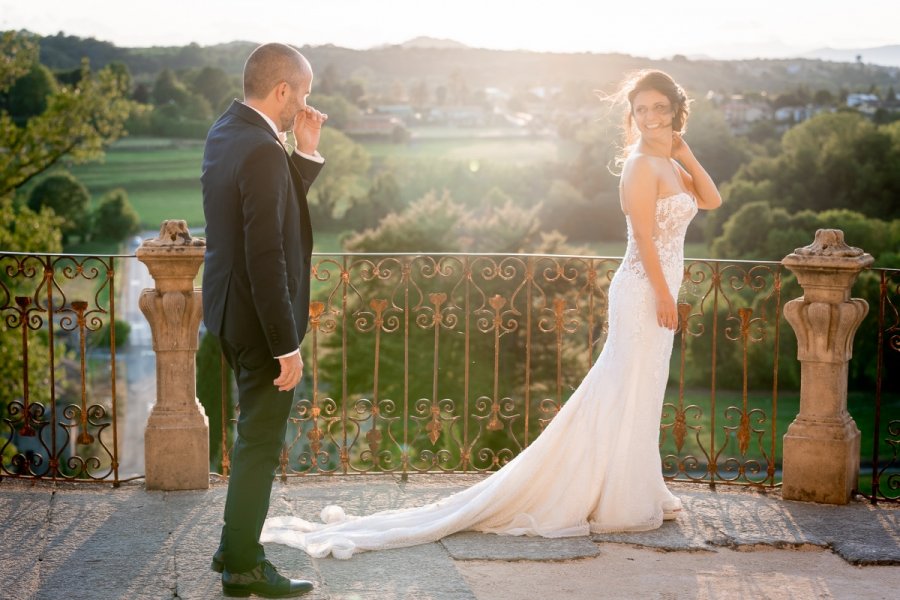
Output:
top-left (201, 100), bottom-right (322, 572)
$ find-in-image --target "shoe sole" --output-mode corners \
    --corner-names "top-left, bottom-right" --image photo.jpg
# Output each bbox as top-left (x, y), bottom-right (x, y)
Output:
top-left (222, 586), bottom-right (312, 598)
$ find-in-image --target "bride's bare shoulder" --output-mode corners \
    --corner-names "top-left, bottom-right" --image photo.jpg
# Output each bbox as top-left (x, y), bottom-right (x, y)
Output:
top-left (621, 153), bottom-right (660, 183)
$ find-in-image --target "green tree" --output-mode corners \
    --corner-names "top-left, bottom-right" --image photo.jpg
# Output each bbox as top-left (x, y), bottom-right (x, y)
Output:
top-left (191, 66), bottom-right (233, 108)
top-left (307, 128), bottom-right (371, 225)
top-left (0, 62), bottom-right (57, 123)
top-left (92, 319), bottom-right (131, 348)
top-left (712, 200), bottom-right (899, 267)
top-left (0, 30), bottom-right (131, 472)
top-left (706, 112), bottom-right (900, 242)
top-left (27, 171), bottom-right (91, 244)
top-left (343, 171), bottom-right (403, 230)
top-left (91, 188), bottom-right (141, 241)
top-left (0, 198), bottom-right (63, 253)
top-left (308, 94), bottom-right (359, 130)
top-left (0, 31), bottom-right (134, 197)
top-left (152, 68), bottom-right (190, 106)
top-left (681, 99), bottom-right (751, 185)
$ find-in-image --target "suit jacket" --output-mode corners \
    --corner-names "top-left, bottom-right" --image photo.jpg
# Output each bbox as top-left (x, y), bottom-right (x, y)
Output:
top-left (201, 100), bottom-right (322, 356)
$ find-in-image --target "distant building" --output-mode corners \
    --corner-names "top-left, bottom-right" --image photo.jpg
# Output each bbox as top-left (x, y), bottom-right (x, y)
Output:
top-left (719, 95), bottom-right (772, 133)
top-left (344, 114), bottom-right (408, 139)
top-left (373, 104), bottom-right (416, 121)
top-left (846, 93), bottom-right (880, 108)
top-left (427, 105), bottom-right (488, 127)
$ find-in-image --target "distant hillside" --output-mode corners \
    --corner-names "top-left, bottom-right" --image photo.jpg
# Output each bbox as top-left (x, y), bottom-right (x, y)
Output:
top-left (397, 37), bottom-right (470, 50)
top-left (31, 32), bottom-right (900, 95)
top-left (806, 45), bottom-right (900, 68)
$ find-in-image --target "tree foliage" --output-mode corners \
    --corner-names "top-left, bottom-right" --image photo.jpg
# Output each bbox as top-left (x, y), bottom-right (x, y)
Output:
top-left (0, 31), bottom-right (134, 198)
top-left (27, 171), bottom-right (91, 243)
top-left (306, 128), bottom-right (371, 224)
top-left (91, 188), bottom-right (141, 241)
top-left (0, 62), bottom-right (57, 123)
top-left (707, 113), bottom-right (900, 242)
top-left (712, 201), bottom-right (900, 266)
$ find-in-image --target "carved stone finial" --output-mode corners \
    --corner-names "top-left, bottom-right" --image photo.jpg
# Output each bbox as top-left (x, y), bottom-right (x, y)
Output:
top-left (792, 229), bottom-right (863, 258)
top-left (141, 219), bottom-right (205, 247)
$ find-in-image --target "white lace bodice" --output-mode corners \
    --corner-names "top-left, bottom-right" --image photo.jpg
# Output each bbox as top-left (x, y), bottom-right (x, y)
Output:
top-left (620, 192), bottom-right (698, 290)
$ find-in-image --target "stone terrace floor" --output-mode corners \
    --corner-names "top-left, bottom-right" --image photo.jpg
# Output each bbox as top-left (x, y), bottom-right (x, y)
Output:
top-left (1, 475), bottom-right (899, 600)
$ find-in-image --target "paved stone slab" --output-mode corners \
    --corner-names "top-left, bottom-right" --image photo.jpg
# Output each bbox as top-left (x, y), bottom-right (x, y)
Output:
top-left (314, 543), bottom-right (476, 600)
top-left (441, 531), bottom-right (602, 561)
top-left (591, 486), bottom-right (900, 565)
top-left (779, 498), bottom-right (900, 565)
top-left (164, 487), bottom-right (228, 600)
top-left (34, 484), bottom-right (174, 600)
top-left (1, 476), bottom-right (898, 600)
top-left (269, 474), bottom-right (478, 518)
top-left (0, 487), bottom-right (52, 600)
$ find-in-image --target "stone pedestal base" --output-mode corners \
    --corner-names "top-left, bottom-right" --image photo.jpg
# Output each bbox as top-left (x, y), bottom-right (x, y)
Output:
top-left (782, 416), bottom-right (860, 504)
top-left (144, 399), bottom-right (210, 490)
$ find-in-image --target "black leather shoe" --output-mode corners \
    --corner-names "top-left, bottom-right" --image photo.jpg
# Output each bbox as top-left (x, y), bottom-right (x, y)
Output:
top-left (211, 551), bottom-right (224, 573)
top-left (222, 560), bottom-right (313, 598)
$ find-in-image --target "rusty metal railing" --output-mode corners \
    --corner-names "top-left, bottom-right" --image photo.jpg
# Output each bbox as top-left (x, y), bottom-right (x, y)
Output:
top-left (0, 252), bottom-right (124, 484)
top-left (4, 250), bottom-right (893, 496)
top-left (216, 254), bottom-right (795, 488)
top-left (862, 267), bottom-right (900, 503)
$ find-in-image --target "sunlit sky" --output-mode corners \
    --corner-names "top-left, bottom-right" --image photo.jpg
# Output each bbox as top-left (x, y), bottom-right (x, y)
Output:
top-left (2, 0), bottom-right (897, 60)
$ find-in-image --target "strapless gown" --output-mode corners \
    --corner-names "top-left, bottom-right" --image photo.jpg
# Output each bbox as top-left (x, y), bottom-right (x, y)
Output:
top-left (261, 192), bottom-right (698, 559)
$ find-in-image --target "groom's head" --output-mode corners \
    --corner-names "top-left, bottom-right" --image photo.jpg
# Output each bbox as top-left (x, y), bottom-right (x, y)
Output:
top-left (243, 43), bottom-right (313, 131)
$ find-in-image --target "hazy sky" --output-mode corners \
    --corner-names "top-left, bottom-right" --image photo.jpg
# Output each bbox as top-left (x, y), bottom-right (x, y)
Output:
top-left (2, 0), bottom-right (897, 59)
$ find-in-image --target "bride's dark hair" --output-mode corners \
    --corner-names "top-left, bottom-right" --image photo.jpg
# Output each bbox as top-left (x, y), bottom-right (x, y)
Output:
top-left (601, 69), bottom-right (691, 173)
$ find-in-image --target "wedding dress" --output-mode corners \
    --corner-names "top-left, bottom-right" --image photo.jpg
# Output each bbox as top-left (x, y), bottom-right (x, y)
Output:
top-left (261, 192), bottom-right (697, 559)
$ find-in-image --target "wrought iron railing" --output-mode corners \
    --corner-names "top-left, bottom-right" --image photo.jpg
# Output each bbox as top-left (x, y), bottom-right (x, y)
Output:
top-left (3, 250), bottom-right (893, 498)
top-left (0, 252), bottom-right (123, 484)
top-left (862, 267), bottom-right (900, 503)
top-left (216, 254), bottom-right (795, 489)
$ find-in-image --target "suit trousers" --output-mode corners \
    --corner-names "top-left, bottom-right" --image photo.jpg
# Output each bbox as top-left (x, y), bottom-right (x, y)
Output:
top-left (217, 336), bottom-right (295, 573)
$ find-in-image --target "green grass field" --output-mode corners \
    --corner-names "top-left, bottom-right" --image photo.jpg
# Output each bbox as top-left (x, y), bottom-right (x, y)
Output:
top-left (69, 138), bottom-right (207, 229)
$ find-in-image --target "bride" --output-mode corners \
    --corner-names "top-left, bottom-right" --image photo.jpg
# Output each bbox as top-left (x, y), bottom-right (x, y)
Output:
top-left (262, 69), bottom-right (723, 559)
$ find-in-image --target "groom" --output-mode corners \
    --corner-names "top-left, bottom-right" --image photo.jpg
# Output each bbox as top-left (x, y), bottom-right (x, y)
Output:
top-left (201, 42), bottom-right (326, 598)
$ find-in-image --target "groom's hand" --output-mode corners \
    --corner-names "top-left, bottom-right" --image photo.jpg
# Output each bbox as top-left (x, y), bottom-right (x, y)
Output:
top-left (293, 106), bottom-right (328, 155)
top-left (274, 352), bottom-right (304, 391)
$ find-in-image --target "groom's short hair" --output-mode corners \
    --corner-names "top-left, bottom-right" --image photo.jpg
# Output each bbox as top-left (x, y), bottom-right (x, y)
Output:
top-left (243, 43), bottom-right (311, 100)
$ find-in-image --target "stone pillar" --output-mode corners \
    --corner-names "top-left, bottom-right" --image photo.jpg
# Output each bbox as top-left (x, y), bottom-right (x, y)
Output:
top-left (136, 220), bottom-right (209, 490)
top-left (781, 229), bottom-right (873, 504)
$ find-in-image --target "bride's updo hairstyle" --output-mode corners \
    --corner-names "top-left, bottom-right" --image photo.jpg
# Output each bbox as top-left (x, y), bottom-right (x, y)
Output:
top-left (623, 70), bottom-right (690, 140)
top-left (604, 69), bottom-right (691, 172)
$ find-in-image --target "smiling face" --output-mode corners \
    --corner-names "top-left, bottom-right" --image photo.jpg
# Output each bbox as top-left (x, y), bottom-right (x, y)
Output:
top-left (631, 89), bottom-right (674, 139)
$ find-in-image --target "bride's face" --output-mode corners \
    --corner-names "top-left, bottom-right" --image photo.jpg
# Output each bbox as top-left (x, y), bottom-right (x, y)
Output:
top-left (631, 89), bottom-right (674, 139)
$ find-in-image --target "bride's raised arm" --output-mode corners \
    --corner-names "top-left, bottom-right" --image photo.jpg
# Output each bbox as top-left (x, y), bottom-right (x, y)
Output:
top-left (671, 133), bottom-right (721, 210)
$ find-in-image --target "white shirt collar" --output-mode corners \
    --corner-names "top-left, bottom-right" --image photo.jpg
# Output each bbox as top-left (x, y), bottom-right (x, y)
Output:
top-left (241, 101), bottom-right (286, 142)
